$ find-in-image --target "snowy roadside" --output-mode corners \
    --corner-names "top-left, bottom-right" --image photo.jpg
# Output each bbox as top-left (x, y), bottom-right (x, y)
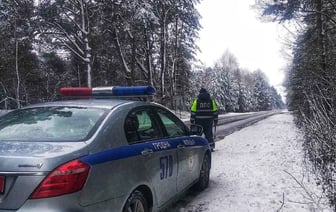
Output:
top-left (177, 112), bottom-right (332, 212)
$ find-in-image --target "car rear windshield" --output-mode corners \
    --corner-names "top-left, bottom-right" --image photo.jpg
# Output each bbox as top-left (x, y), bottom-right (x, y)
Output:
top-left (0, 106), bottom-right (107, 142)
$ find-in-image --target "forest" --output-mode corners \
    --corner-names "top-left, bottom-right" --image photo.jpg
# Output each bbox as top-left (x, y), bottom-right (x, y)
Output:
top-left (1, 0), bottom-right (334, 209)
top-left (0, 0), bottom-right (284, 113)
top-left (257, 0), bottom-right (336, 210)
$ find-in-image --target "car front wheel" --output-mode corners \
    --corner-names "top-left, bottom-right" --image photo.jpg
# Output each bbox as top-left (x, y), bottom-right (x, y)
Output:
top-left (123, 190), bottom-right (149, 212)
top-left (193, 153), bottom-right (210, 191)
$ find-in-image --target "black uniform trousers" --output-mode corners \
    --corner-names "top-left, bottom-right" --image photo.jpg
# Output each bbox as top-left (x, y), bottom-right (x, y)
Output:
top-left (195, 119), bottom-right (215, 148)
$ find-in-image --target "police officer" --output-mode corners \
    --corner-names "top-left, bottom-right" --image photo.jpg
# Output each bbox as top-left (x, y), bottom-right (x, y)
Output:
top-left (190, 88), bottom-right (218, 151)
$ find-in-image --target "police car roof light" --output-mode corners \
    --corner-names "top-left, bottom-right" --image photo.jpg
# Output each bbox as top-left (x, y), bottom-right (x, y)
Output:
top-left (60, 86), bottom-right (156, 97)
top-left (60, 87), bottom-right (92, 96)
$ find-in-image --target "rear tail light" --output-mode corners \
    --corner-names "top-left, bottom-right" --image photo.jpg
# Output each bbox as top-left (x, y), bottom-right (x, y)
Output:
top-left (30, 160), bottom-right (90, 199)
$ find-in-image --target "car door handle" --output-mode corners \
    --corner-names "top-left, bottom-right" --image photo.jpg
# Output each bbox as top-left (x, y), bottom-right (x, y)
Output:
top-left (141, 149), bottom-right (154, 156)
top-left (177, 144), bottom-right (185, 149)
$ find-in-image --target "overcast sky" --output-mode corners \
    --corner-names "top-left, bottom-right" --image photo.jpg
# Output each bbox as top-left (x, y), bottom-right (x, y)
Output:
top-left (196, 0), bottom-right (288, 90)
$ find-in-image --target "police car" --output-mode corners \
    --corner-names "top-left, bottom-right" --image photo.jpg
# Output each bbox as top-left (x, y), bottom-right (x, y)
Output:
top-left (0, 86), bottom-right (211, 212)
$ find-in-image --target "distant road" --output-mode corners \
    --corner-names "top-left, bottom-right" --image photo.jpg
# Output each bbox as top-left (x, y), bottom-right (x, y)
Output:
top-left (183, 110), bottom-right (285, 140)
top-left (214, 110), bottom-right (284, 140)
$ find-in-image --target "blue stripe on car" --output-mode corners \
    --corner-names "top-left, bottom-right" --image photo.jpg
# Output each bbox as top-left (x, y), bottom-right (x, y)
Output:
top-left (81, 136), bottom-right (208, 166)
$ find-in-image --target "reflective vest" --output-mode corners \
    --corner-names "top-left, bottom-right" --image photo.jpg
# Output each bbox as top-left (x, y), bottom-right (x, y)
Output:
top-left (190, 99), bottom-right (218, 122)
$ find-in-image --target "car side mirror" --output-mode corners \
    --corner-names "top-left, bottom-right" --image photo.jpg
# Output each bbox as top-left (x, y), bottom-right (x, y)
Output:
top-left (189, 124), bottom-right (203, 136)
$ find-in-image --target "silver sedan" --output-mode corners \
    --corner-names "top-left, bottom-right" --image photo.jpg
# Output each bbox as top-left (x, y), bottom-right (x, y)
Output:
top-left (0, 86), bottom-right (211, 212)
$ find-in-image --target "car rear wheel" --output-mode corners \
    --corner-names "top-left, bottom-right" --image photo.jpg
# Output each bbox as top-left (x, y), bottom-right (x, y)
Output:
top-left (123, 190), bottom-right (149, 212)
top-left (193, 153), bottom-right (210, 191)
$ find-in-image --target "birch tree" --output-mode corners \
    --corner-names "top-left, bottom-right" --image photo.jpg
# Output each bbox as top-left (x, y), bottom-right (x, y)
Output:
top-left (38, 0), bottom-right (96, 87)
top-left (0, 0), bottom-right (37, 108)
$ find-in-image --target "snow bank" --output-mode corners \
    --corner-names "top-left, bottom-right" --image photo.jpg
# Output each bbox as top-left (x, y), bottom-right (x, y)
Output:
top-left (180, 112), bottom-right (332, 212)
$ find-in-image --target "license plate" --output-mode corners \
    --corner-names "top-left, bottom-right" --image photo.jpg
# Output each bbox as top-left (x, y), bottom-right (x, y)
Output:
top-left (0, 176), bottom-right (5, 193)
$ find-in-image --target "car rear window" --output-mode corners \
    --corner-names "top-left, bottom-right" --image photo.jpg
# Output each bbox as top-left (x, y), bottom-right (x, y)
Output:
top-left (0, 107), bottom-right (107, 142)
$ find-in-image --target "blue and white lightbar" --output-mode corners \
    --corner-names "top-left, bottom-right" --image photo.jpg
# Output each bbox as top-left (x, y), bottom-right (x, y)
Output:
top-left (60, 86), bottom-right (156, 97)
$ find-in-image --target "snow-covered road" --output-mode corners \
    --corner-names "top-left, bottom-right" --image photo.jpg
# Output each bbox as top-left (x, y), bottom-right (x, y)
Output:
top-left (170, 112), bottom-right (332, 212)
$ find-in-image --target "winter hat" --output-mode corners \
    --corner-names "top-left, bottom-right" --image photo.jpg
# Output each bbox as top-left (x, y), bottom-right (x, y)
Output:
top-left (199, 88), bottom-right (207, 93)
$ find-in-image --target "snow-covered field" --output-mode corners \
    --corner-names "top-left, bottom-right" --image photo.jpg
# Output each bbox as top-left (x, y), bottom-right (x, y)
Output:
top-left (178, 112), bottom-right (332, 212)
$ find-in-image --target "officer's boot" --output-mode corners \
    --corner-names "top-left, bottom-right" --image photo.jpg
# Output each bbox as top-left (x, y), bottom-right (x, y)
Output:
top-left (210, 142), bottom-right (215, 152)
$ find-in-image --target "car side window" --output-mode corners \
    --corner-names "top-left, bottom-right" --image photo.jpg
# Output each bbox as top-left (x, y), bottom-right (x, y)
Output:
top-left (124, 108), bottom-right (162, 144)
top-left (155, 108), bottom-right (187, 138)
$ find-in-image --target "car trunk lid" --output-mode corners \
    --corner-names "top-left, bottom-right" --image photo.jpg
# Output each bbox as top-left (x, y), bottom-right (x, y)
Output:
top-left (0, 141), bottom-right (87, 210)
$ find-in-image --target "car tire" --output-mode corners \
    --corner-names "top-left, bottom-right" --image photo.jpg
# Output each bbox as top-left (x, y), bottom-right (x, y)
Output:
top-left (193, 153), bottom-right (210, 191)
top-left (123, 190), bottom-right (149, 212)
